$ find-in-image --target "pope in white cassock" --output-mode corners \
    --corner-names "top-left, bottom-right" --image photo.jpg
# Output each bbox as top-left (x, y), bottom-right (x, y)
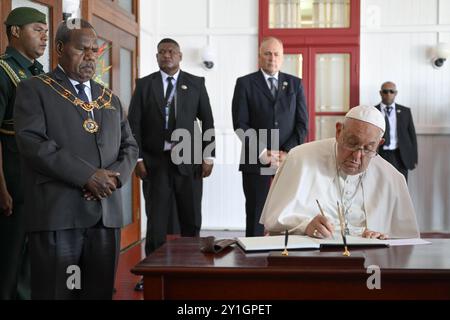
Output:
top-left (260, 105), bottom-right (420, 239)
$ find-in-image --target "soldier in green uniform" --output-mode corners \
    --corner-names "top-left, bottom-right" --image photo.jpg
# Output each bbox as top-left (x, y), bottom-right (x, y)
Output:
top-left (0, 7), bottom-right (47, 300)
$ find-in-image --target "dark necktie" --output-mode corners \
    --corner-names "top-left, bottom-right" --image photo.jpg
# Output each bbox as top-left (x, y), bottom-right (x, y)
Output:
top-left (75, 83), bottom-right (94, 119)
top-left (165, 76), bottom-right (174, 103)
top-left (164, 77), bottom-right (176, 142)
top-left (268, 77), bottom-right (277, 98)
top-left (75, 83), bottom-right (89, 102)
top-left (383, 105), bottom-right (392, 147)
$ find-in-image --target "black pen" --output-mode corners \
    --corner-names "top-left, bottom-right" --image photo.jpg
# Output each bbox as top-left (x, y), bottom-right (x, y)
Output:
top-left (282, 229), bottom-right (289, 256)
top-left (337, 201), bottom-right (350, 257)
top-left (342, 231), bottom-right (348, 248)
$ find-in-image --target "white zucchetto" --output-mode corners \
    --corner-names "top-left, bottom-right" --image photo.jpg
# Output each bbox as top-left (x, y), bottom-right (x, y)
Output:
top-left (345, 105), bottom-right (386, 132)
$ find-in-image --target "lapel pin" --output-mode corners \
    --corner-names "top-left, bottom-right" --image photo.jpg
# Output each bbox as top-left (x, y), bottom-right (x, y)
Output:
top-left (397, 109), bottom-right (401, 113)
top-left (282, 81), bottom-right (288, 90)
top-left (181, 85), bottom-right (188, 90)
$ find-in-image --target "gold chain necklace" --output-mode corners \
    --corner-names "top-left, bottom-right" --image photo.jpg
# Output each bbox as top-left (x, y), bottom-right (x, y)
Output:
top-left (37, 75), bottom-right (115, 134)
top-left (37, 75), bottom-right (114, 112)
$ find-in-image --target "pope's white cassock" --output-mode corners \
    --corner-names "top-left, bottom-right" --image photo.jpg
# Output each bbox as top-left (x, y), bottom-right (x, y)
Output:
top-left (260, 138), bottom-right (420, 238)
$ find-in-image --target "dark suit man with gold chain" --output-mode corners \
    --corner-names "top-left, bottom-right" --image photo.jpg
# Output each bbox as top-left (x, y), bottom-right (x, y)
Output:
top-left (14, 19), bottom-right (138, 300)
top-left (0, 7), bottom-right (47, 300)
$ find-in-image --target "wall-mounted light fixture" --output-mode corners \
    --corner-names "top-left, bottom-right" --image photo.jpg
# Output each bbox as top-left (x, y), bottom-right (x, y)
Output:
top-left (200, 46), bottom-right (216, 70)
top-left (432, 42), bottom-right (450, 69)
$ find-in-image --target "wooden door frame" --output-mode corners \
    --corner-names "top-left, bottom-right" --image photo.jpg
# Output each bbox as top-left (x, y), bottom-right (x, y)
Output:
top-left (81, 0), bottom-right (140, 37)
top-left (0, 0), bottom-right (62, 69)
top-left (81, 0), bottom-right (141, 249)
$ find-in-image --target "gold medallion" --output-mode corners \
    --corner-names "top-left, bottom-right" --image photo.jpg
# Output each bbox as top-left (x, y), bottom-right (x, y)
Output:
top-left (83, 118), bottom-right (99, 133)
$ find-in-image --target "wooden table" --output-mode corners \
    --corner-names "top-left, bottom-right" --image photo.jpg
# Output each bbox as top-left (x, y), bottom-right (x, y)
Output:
top-left (131, 238), bottom-right (450, 300)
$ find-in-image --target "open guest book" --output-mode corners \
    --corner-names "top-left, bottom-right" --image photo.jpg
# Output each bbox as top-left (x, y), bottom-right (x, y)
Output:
top-left (236, 235), bottom-right (390, 252)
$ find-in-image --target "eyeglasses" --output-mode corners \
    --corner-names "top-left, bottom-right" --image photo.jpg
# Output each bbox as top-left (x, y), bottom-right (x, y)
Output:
top-left (340, 142), bottom-right (378, 158)
top-left (381, 89), bottom-right (397, 94)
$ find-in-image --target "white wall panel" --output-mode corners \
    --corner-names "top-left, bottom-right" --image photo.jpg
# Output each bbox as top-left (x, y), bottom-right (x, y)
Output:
top-left (360, 32), bottom-right (450, 127)
top-left (362, 0), bottom-right (438, 26)
top-left (439, 0), bottom-right (450, 24)
top-left (159, 0), bottom-right (208, 30)
top-left (206, 35), bottom-right (258, 129)
top-left (210, 0), bottom-right (258, 29)
top-left (409, 136), bottom-right (450, 231)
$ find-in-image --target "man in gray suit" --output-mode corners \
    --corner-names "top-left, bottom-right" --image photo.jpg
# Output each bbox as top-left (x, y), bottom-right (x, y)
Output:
top-left (14, 19), bottom-right (138, 300)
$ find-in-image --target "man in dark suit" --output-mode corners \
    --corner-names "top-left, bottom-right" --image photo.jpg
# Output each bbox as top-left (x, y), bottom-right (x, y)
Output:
top-left (232, 37), bottom-right (308, 237)
top-left (375, 81), bottom-right (418, 181)
top-left (128, 38), bottom-right (215, 289)
top-left (0, 7), bottom-right (48, 300)
top-left (14, 19), bottom-right (138, 300)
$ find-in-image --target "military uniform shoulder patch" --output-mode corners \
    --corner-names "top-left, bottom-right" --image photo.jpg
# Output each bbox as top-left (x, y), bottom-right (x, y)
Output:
top-left (0, 59), bottom-right (20, 86)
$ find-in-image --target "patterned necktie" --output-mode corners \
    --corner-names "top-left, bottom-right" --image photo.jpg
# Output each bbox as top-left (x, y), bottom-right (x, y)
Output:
top-left (383, 105), bottom-right (392, 147)
top-left (164, 77), bottom-right (176, 141)
top-left (75, 83), bottom-right (94, 119)
top-left (75, 83), bottom-right (89, 102)
top-left (268, 77), bottom-right (277, 98)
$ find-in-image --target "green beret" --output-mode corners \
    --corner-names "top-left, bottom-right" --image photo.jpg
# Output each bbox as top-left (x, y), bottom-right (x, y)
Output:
top-left (4, 7), bottom-right (47, 26)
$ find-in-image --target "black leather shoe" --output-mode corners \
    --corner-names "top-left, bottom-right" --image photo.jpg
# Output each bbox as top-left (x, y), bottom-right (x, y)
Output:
top-left (134, 279), bottom-right (144, 291)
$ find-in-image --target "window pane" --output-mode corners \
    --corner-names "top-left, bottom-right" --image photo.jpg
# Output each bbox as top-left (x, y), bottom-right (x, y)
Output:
top-left (283, 54), bottom-right (303, 78)
top-left (119, 48), bottom-right (133, 111)
top-left (118, 0), bottom-right (133, 14)
top-left (12, 0), bottom-right (50, 72)
top-left (119, 47), bottom-right (134, 227)
top-left (315, 116), bottom-right (344, 140)
top-left (315, 53), bottom-right (350, 112)
top-left (269, 0), bottom-right (350, 29)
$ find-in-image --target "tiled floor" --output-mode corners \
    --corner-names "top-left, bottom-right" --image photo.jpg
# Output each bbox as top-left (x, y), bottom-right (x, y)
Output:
top-left (113, 230), bottom-right (244, 300)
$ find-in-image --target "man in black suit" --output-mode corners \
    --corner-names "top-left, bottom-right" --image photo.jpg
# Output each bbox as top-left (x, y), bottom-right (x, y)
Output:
top-left (14, 19), bottom-right (138, 299)
top-left (375, 81), bottom-right (418, 181)
top-left (128, 38), bottom-right (215, 282)
top-left (232, 37), bottom-right (308, 237)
